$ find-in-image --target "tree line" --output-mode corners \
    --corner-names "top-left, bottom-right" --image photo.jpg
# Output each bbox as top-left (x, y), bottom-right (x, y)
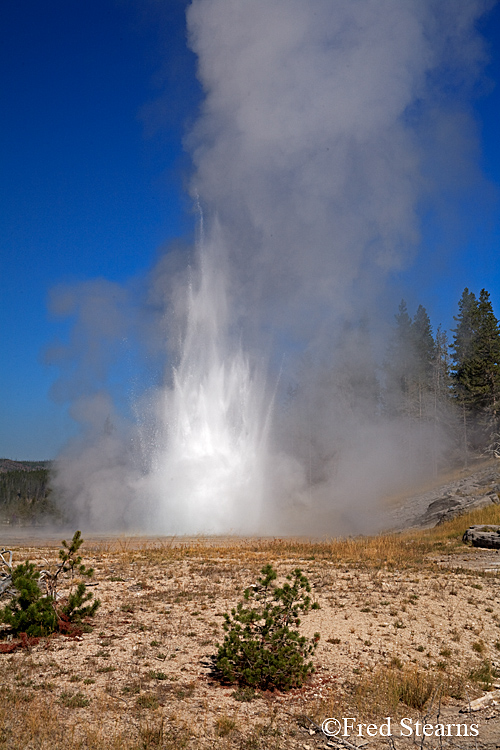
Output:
top-left (0, 468), bottom-right (60, 525)
top-left (385, 288), bottom-right (500, 466)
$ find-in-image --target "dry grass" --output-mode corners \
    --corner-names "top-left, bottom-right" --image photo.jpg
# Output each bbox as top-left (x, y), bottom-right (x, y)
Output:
top-left (0, 504), bottom-right (499, 749)
top-left (307, 664), bottom-right (466, 725)
top-left (99, 502), bottom-right (500, 570)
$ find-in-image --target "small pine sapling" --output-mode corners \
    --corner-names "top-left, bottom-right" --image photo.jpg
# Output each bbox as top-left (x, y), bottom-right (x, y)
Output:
top-left (215, 564), bottom-right (320, 691)
top-left (42, 530), bottom-right (94, 595)
top-left (0, 562), bottom-right (58, 636)
top-left (60, 580), bottom-right (100, 622)
top-left (56, 531), bottom-right (100, 623)
top-left (0, 531), bottom-right (100, 636)
top-left (58, 530), bottom-right (93, 579)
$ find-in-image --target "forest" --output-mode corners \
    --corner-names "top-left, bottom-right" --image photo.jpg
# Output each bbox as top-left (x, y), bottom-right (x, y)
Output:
top-left (0, 462), bottom-right (60, 525)
top-left (383, 287), bottom-right (500, 466)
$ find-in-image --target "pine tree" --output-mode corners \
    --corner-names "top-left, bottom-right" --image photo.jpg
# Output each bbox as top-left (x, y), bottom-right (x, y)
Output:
top-left (433, 325), bottom-right (451, 405)
top-left (383, 300), bottom-right (457, 473)
top-left (335, 317), bottom-right (380, 418)
top-left (430, 325), bottom-right (454, 472)
top-left (383, 300), bottom-right (414, 417)
top-left (450, 288), bottom-right (478, 464)
top-left (412, 306), bottom-right (435, 381)
top-left (411, 305), bottom-right (435, 419)
top-left (451, 288), bottom-right (500, 414)
top-left (395, 300), bottom-right (414, 397)
top-left (450, 288), bottom-right (477, 374)
top-left (450, 288), bottom-right (500, 455)
top-left (473, 289), bottom-right (500, 416)
top-left (384, 300), bottom-right (436, 422)
top-left (215, 564), bottom-right (320, 691)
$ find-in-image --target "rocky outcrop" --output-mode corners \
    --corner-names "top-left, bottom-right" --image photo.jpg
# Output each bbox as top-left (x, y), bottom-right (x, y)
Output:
top-left (463, 525), bottom-right (500, 549)
top-left (422, 491), bottom-right (499, 527)
top-left (386, 463), bottom-right (500, 530)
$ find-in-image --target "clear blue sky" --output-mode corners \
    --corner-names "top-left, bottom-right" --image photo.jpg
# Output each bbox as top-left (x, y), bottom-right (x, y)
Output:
top-left (1, 1), bottom-right (200, 458)
top-left (1, 0), bottom-right (500, 460)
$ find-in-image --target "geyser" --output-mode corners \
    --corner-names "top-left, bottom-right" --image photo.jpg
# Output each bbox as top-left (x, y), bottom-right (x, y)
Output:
top-left (146, 228), bottom-right (272, 534)
top-left (50, 0), bottom-right (495, 535)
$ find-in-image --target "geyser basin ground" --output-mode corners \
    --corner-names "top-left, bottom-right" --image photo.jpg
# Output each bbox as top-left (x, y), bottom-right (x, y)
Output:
top-left (1, 514), bottom-right (500, 750)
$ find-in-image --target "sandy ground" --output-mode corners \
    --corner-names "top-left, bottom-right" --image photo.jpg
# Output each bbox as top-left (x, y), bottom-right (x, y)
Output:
top-left (1, 462), bottom-right (500, 748)
top-left (0, 535), bottom-right (499, 750)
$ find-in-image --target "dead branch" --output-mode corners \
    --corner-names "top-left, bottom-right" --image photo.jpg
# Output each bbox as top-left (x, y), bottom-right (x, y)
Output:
top-left (0, 550), bottom-right (13, 570)
top-left (0, 549), bottom-right (14, 598)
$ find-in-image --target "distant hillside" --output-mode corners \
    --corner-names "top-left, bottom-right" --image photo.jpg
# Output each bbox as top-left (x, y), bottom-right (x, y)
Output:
top-left (0, 458), bottom-right (52, 473)
top-left (0, 460), bottom-right (61, 525)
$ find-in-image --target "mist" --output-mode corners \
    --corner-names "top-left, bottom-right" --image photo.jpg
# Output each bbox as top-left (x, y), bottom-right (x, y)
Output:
top-left (50, 0), bottom-right (494, 535)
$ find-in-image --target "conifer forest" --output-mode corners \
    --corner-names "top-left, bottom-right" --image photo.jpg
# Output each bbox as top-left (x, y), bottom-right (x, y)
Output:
top-left (384, 287), bottom-right (500, 467)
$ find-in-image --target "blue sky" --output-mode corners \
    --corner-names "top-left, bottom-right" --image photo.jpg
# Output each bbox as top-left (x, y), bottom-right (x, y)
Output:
top-left (399, 3), bottom-right (500, 324)
top-left (1, 1), bottom-right (200, 458)
top-left (1, 0), bottom-right (500, 460)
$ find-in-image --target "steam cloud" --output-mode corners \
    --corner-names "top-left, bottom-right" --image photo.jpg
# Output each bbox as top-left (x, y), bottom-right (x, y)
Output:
top-left (50, 0), bottom-right (494, 535)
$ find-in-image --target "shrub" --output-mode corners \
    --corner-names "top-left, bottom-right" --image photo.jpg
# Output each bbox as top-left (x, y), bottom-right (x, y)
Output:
top-left (136, 693), bottom-right (159, 710)
top-left (59, 690), bottom-right (90, 708)
top-left (346, 665), bottom-right (463, 717)
top-left (60, 580), bottom-right (99, 623)
top-left (214, 564), bottom-right (319, 691)
top-left (397, 668), bottom-right (436, 710)
top-left (0, 531), bottom-right (100, 637)
top-left (470, 659), bottom-right (496, 690)
top-left (1, 562), bottom-right (58, 636)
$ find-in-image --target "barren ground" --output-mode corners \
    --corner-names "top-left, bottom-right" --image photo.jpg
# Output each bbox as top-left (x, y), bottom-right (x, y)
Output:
top-left (1, 467), bottom-right (500, 749)
top-left (0, 532), bottom-right (499, 749)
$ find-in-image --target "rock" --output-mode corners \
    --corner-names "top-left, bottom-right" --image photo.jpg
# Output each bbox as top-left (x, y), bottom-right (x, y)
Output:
top-left (460, 690), bottom-right (500, 712)
top-left (463, 525), bottom-right (500, 549)
top-left (427, 496), bottom-right (463, 514)
top-left (458, 485), bottom-right (480, 496)
top-left (385, 463), bottom-right (500, 530)
top-left (421, 493), bottom-right (499, 527)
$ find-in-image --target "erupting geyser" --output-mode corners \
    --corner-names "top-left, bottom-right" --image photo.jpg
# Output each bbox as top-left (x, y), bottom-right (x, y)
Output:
top-left (51, 0), bottom-right (494, 536)
top-left (148, 230), bottom-right (272, 534)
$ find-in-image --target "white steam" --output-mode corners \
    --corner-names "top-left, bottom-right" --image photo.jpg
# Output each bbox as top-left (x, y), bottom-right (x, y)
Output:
top-left (185, 0), bottom-right (489, 333)
top-left (50, 0), bottom-right (493, 534)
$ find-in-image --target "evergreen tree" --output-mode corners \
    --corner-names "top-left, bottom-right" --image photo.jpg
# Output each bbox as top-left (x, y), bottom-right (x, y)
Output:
top-left (451, 288), bottom-right (500, 413)
top-left (433, 325), bottom-right (451, 404)
top-left (395, 300), bottom-right (414, 397)
top-left (430, 324), bottom-right (456, 472)
top-left (450, 288), bottom-right (477, 371)
top-left (450, 288), bottom-right (500, 454)
top-left (411, 305), bottom-right (436, 419)
top-left (450, 288), bottom-right (479, 464)
top-left (383, 300), bottom-right (414, 417)
top-left (412, 305), bottom-right (435, 385)
top-left (335, 317), bottom-right (381, 418)
top-left (473, 289), bottom-right (500, 415)
top-left (384, 300), bottom-right (436, 421)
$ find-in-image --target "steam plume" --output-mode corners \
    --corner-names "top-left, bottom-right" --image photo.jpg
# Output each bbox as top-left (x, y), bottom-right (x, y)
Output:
top-left (51, 0), bottom-right (493, 534)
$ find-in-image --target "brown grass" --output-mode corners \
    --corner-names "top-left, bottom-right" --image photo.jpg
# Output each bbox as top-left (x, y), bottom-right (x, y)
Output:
top-left (0, 503), bottom-right (499, 749)
top-left (100, 502), bottom-right (500, 570)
